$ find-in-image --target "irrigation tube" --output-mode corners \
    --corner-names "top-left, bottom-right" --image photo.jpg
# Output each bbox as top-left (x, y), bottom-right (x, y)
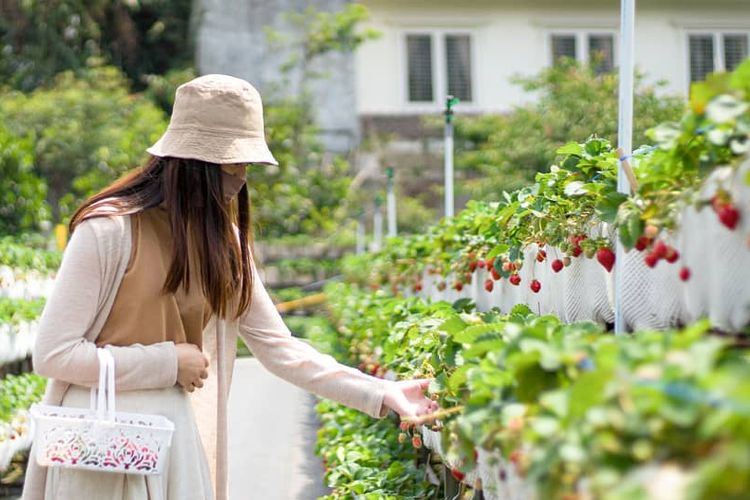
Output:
top-left (615, 0), bottom-right (636, 336)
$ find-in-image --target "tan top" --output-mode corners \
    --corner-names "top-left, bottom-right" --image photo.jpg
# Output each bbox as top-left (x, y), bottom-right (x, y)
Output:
top-left (95, 206), bottom-right (212, 349)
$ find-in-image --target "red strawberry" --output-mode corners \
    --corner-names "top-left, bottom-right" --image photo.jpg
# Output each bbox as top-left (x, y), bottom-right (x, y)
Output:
top-left (484, 279), bottom-right (494, 292)
top-left (413, 282), bottom-right (423, 292)
top-left (509, 274), bottom-right (521, 286)
top-left (571, 246), bottom-right (583, 258)
top-left (478, 259), bottom-right (486, 269)
top-left (468, 260), bottom-right (478, 272)
top-left (399, 421), bottom-right (410, 431)
top-left (679, 266), bottom-right (691, 281)
top-left (485, 257), bottom-right (496, 270)
top-left (551, 259), bottom-right (564, 273)
top-left (454, 282), bottom-right (464, 292)
top-left (596, 247), bottom-right (615, 272)
top-left (502, 261), bottom-right (516, 272)
top-left (464, 272), bottom-right (473, 282)
top-left (652, 241), bottom-right (668, 260)
top-left (644, 252), bottom-right (659, 268)
top-left (412, 435), bottom-right (422, 449)
top-left (665, 247), bottom-right (680, 263)
top-left (530, 279), bottom-right (541, 293)
top-left (635, 235), bottom-right (651, 252)
top-left (490, 267), bottom-right (501, 281)
top-left (536, 250), bottom-right (547, 262)
top-left (717, 203), bottom-right (740, 230)
top-left (450, 468), bottom-right (466, 482)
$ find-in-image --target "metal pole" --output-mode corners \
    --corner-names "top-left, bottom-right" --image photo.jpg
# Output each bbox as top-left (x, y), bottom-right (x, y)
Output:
top-left (614, 0), bottom-right (636, 336)
top-left (386, 166), bottom-right (397, 237)
top-left (372, 195), bottom-right (383, 252)
top-left (356, 215), bottom-right (366, 255)
top-left (444, 95), bottom-right (459, 218)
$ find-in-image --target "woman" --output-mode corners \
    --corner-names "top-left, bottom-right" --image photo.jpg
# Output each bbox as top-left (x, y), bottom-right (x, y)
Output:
top-left (23, 74), bottom-right (438, 500)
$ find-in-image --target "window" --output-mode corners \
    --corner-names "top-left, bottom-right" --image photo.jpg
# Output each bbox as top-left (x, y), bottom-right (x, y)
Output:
top-left (406, 35), bottom-right (433, 102)
top-left (724, 34), bottom-right (749, 71)
top-left (588, 34), bottom-right (614, 73)
top-left (552, 35), bottom-right (576, 63)
top-left (445, 35), bottom-right (472, 101)
top-left (550, 32), bottom-right (616, 74)
top-left (404, 31), bottom-right (474, 104)
top-left (688, 32), bottom-right (749, 83)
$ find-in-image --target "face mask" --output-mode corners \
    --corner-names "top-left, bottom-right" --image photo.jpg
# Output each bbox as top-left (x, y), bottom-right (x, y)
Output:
top-left (221, 171), bottom-right (246, 199)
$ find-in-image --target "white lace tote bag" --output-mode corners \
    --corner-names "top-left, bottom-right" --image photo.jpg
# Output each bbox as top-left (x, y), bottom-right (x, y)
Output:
top-left (29, 348), bottom-right (175, 474)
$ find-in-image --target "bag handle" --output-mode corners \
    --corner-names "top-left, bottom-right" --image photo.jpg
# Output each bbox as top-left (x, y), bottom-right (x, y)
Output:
top-left (88, 348), bottom-right (116, 422)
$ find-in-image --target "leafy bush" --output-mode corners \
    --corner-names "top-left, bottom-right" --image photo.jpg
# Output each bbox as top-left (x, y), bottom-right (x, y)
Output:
top-left (314, 399), bottom-right (439, 500)
top-left (323, 281), bottom-right (750, 499)
top-left (451, 61), bottom-right (685, 197)
top-left (0, 126), bottom-right (49, 235)
top-left (0, 64), bottom-right (167, 223)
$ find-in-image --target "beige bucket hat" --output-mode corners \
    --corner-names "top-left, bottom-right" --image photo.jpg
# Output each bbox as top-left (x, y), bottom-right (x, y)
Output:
top-left (146, 74), bottom-right (279, 165)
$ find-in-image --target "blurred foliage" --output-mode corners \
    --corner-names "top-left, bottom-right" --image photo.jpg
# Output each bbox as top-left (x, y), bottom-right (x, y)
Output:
top-left (0, 0), bottom-right (193, 92)
top-left (0, 125), bottom-right (49, 234)
top-left (0, 63), bottom-right (166, 223)
top-left (449, 60), bottom-right (686, 198)
top-left (142, 66), bottom-right (197, 114)
top-left (250, 4), bottom-right (381, 239)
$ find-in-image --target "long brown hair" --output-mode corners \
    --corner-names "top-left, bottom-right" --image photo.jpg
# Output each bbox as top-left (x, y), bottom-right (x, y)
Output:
top-left (69, 156), bottom-right (254, 320)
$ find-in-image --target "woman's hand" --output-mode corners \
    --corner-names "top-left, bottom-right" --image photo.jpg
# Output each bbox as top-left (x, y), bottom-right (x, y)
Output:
top-left (382, 378), bottom-right (439, 425)
top-left (175, 343), bottom-right (209, 392)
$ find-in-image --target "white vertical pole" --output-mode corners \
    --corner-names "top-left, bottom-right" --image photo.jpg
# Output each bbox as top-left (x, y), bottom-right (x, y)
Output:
top-left (444, 96), bottom-right (457, 218)
top-left (356, 216), bottom-right (365, 255)
top-left (614, 0), bottom-right (636, 336)
top-left (386, 167), bottom-right (397, 237)
top-left (372, 196), bottom-right (383, 252)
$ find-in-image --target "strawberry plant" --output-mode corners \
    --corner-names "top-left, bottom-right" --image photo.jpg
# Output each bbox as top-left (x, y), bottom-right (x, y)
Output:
top-left (322, 282), bottom-right (750, 499)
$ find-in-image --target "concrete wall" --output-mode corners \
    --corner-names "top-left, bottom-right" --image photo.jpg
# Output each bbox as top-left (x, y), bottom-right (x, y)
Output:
top-left (355, 0), bottom-right (750, 116)
top-left (194, 0), bottom-right (360, 152)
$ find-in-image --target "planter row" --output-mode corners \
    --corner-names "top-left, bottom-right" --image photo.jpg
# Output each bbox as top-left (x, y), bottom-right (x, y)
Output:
top-left (410, 162), bottom-right (750, 333)
top-left (0, 265), bottom-right (54, 301)
top-left (0, 410), bottom-right (33, 472)
top-left (0, 320), bottom-right (38, 366)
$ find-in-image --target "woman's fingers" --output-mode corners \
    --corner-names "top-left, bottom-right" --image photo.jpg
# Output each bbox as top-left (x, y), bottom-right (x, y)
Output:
top-left (200, 369), bottom-right (209, 379)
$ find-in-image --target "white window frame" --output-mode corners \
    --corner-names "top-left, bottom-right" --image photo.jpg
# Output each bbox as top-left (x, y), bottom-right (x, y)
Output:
top-left (546, 29), bottom-right (619, 69)
top-left (684, 30), bottom-right (750, 89)
top-left (399, 28), bottom-right (478, 112)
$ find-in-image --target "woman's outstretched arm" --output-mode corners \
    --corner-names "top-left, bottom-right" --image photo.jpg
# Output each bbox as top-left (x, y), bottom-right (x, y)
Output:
top-left (32, 218), bottom-right (179, 390)
top-left (238, 259), bottom-right (440, 421)
top-left (237, 259), bottom-right (390, 419)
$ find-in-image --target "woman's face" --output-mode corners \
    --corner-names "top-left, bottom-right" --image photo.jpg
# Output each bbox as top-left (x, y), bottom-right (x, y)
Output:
top-left (220, 163), bottom-right (248, 200)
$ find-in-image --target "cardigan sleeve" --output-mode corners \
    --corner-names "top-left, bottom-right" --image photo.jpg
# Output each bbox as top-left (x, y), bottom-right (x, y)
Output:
top-left (237, 260), bottom-right (390, 419)
top-left (32, 218), bottom-right (179, 391)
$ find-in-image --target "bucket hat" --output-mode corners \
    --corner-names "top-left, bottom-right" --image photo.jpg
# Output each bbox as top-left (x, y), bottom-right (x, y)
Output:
top-left (146, 74), bottom-right (278, 165)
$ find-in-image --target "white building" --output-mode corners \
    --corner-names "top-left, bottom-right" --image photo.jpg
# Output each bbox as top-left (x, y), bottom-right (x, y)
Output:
top-left (197, 0), bottom-right (750, 164)
top-left (355, 0), bottom-right (750, 118)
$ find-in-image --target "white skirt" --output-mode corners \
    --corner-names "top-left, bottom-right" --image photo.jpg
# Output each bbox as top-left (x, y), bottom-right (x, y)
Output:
top-left (43, 384), bottom-right (214, 500)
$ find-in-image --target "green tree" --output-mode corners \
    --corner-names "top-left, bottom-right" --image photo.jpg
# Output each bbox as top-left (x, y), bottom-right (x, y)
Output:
top-left (0, 125), bottom-right (50, 235)
top-left (451, 60), bottom-right (686, 198)
top-left (0, 0), bottom-right (194, 92)
top-left (249, 4), bottom-right (381, 239)
top-left (0, 63), bottom-right (167, 223)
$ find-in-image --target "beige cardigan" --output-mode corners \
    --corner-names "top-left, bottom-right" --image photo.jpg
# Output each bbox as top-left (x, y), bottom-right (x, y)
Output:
top-left (22, 212), bottom-right (389, 500)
